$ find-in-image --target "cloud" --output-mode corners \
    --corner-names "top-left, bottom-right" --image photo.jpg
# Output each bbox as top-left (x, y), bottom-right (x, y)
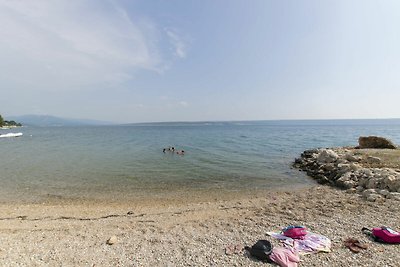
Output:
top-left (0, 0), bottom-right (182, 92)
top-left (166, 28), bottom-right (188, 59)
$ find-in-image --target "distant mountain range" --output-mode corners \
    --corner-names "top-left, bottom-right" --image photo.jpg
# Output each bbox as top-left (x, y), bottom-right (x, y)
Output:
top-left (7, 115), bottom-right (114, 127)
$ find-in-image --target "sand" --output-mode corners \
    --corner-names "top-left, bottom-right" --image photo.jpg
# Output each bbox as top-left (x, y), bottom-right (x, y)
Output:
top-left (0, 185), bottom-right (399, 266)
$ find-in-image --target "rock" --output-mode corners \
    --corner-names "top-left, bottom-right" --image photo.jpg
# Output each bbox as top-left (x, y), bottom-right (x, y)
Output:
top-left (366, 178), bottom-right (380, 189)
top-left (301, 149), bottom-right (319, 158)
top-left (317, 149), bottom-right (339, 163)
top-left (358, 136), bottom-right (397, 149)
top-left (367, 193), bottom-right (383, 202)
top-left (356, 186), bottom-right (364, 193)
top-left (384, 175), bottom-right (400, 192)
top-left (294, 158), bottom-right (302, 164)
top-left (366, 156), bottom-right (382, 164)
top-left (378, 189), bottom-right (390, 197)
top-left (337, 164), bottom-right (351, 174)
top-left (342, 180), bottom-right (357, 189)
top-left (315, 175), bottom-right (330, 185)
top-left (362, 189), bottom-right (377, 198)
top-left (387, 192), bottom-right (400, 200)
top-left (322, 163), bottom-right (335, 172)
top-left (345, 153), bottom-right (361, 162)
top-left (346, 188), bottom-right (357, 194)
top-left (106, 235), bottom-right (118, 245)
top-left (362, 169), bottom-right (373, 176)
top-left (294, 144), bottom-right (399, 199)
top-left (348, 163), bottom-right (360, 172)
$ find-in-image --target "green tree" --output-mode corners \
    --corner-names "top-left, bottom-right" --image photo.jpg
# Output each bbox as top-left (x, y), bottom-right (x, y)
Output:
top-left (0, 114), bottom-right (4, 127)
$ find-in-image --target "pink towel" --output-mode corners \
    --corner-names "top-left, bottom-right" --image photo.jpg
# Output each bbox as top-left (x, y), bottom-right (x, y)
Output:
top-left (269, 247), bottom-right (300, 267)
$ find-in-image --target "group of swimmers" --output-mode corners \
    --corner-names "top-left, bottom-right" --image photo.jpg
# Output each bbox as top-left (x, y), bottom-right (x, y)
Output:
top-left (163, 146), bottom-right (185, 155)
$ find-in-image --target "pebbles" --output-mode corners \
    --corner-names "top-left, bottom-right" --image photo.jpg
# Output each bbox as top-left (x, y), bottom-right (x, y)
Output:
top-left (106, 235), bottom-right (118, 245)
top-left (0, 186), bottom-right (399, 266)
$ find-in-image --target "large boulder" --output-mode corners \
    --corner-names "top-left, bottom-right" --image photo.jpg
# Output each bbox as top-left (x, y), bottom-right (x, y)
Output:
top-left (358, 136), bottom-right (397, 149)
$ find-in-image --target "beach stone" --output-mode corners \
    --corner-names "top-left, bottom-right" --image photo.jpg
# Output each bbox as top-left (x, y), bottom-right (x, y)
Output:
top-left (366, 156), bottom-right (382, 164)
top-left (342, 180), bottom-right (357, 189)
top-left (356, 186), bottom-right (364, 192)
top-left (346, 188), bottom-right (357, 194)
top-left (378, 189), bottom-right (390, 197)
top-left (366, 178), bottom-right (380, 189)
top-left (362, 169), bottom-right (373, 176)
top-left (384, 175), bottom-right (400, 192)
top-left (387, 192), bottom-right (400, 200)
top-left (317, 149), bottom-right (339, 163)
top-left (358, 136), bottom-right (397, 149)
top-left (322, 163), bottom-right (335, 172)
top-left (367, 193), bottom-right (382, 202)
top-left (337, 158), bottom-right (348, 164)
top-left (337, 164), bottom-right (351, 174)
top-left (349, 163), bottom-right (360, 171)
top-left (315, 175), bottom-right (329, 184)
top-left (335, 173), bottom-right (350, 186)
top-left (345, 153), bottom-right (361, 162)
top-left (358, 177), bottom-right (368, 187)
top-left (362, 189), bottom-right (377, 198)
top-left (106, 235), bottom-right (118, 245)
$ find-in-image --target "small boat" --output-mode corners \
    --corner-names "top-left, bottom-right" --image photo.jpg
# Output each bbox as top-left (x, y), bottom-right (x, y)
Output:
top-left (0, 132), bottom-right (23, 138)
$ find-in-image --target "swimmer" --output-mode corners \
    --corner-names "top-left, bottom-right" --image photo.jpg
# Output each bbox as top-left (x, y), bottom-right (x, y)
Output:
top-left (176, 150), bottom-right (185, 155)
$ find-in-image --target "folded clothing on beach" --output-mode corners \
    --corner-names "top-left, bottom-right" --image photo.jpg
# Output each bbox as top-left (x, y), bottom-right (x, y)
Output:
top-left (267, 231), bottom-right (331, 255)
top-left (269, 247), bottom-right (300, 267)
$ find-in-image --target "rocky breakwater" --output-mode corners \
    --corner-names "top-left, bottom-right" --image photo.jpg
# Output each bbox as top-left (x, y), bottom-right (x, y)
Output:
top-left (294, 136), bottom-right (400, 202)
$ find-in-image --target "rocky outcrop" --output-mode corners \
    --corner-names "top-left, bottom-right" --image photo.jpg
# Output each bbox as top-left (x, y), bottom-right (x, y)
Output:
top-left (358, 136), bottom-right (397, 149)
top-left (294, 147), bottom-right (400, 202)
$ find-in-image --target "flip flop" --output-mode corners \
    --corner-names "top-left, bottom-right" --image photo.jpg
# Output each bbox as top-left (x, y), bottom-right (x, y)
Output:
top-left (353, 241), bottom-right (368, 250)
top-left (344, 238), bottom-right (359, 253)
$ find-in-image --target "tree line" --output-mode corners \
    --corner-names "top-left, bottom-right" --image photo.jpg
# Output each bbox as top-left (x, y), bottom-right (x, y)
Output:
top-left (0, 114), bottom-right (22, 127)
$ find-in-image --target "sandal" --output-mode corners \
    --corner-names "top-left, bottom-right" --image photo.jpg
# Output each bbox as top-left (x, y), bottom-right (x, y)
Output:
top-left (344, 238), bottom-right (367, 253)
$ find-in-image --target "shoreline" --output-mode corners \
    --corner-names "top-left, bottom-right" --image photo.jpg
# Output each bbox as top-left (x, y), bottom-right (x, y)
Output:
top-left (1, 184), bottom-right (314, 207)
top-left (0, 185), bottom-right (399, 266)
top-left (0, 180), bottom-right (315, 206)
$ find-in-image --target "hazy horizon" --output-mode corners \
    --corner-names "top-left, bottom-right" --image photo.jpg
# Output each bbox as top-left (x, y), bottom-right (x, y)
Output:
top-left (1, 0), bottom-right (399, 123)
top-left (5, 114), bottom-right (400, 126)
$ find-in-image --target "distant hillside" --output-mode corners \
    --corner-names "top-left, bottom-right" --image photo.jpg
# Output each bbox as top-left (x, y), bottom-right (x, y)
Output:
top-left (7, 115), bottom-right (114, 127)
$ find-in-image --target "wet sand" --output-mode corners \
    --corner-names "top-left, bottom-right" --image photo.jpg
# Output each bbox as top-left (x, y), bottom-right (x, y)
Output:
top-left (0, 185), bottom-right (399, 266)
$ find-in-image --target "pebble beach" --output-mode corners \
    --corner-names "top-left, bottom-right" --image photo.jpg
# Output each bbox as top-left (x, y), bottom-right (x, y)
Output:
top-left (0, 185), bottom-right (399, 266)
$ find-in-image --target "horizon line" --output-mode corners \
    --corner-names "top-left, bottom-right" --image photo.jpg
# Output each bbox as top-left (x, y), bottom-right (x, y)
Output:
top-left (121, 117), bottom-right (400, 125)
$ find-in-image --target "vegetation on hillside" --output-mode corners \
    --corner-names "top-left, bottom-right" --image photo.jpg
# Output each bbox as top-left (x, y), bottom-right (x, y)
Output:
top-left (0, 114), bottom-right (22, 127)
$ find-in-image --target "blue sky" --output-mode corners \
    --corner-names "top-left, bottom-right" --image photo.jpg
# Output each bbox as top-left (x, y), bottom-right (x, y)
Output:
top-left (0, 0), bottom-right (399, 123)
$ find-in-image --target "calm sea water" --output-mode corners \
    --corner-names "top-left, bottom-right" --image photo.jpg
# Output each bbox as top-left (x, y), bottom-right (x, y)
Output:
top-left (1, 120), bottom-right (399, 203)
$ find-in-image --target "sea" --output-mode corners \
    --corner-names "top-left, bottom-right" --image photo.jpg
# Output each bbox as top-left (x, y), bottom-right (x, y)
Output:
top-left (1, 119), bottom-right (400, 203)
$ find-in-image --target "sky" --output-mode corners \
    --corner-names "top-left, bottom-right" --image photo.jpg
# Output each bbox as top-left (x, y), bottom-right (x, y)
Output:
top-left (0, 0), bottom-right (399, 123)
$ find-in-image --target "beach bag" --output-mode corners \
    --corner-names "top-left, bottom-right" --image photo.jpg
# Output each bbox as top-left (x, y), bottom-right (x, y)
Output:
top-left (362, 227), bottom-right (400, 244)
top-left (245, 240), bottom-right (273, 262)
top-left (283, 226), bottom-right (307, 239)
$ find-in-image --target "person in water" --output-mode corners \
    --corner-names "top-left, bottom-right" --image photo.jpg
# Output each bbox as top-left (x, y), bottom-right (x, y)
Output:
top-left (163, 146), bottom-right (176, 153)
top-left (176, 150), bottom-right (185, 155)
